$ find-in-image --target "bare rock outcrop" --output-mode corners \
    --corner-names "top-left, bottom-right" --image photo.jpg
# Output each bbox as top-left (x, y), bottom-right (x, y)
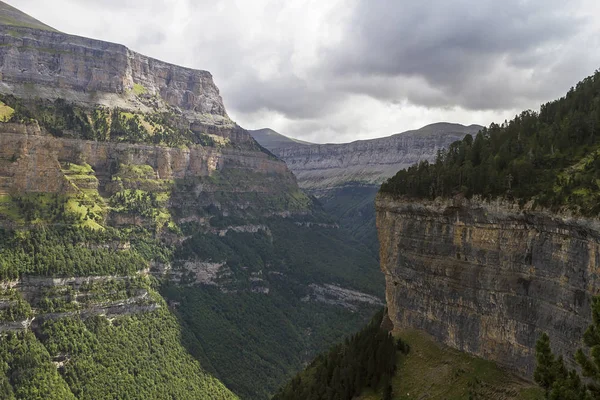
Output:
top-left (0, 25), bottom-right (230, 127)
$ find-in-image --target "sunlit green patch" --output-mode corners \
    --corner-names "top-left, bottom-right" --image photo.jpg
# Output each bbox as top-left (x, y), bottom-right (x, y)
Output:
top-left (120, 111), bottom-right (136, 121)
top-left (117, 164), bottom-right (156, 179)
top-left (109, 188), bottom-right (175, 231)
top-left (0, 101), bottom-right (15, 122)
top-left (133, 83), bottom-right (148, 96)
top-left (59, 162), bottom-right (106, 229)
top-left (62, 162), bottom-right (94, 176)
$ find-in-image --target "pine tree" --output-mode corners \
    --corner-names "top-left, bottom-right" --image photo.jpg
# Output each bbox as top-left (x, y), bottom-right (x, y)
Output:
top-left (383, 384), bottom-right (393, 400)
top-left (575, 296), bottom-right (600, 395)
top-left (534, 333), bottom-right (558, 393)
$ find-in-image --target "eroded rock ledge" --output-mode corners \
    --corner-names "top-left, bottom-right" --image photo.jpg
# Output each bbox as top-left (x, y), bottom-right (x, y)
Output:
top-left (376, 193), bottom-right (600, 377)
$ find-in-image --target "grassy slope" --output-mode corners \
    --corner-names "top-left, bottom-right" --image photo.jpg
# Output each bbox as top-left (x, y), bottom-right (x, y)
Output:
top-left (359, 330), bottom-right (543, 400)
top-left (0, 1), bottom-right (58, 31)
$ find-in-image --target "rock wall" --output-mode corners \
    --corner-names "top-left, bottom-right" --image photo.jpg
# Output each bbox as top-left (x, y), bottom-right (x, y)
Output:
top-left (254, 123), bottom-right (481, 192)
top-left (0, 25), bottom-right (230, 126)
top-left (376, 193), bottom-right (600, 377)
top-left (0, 123), bottom-right (291, 196)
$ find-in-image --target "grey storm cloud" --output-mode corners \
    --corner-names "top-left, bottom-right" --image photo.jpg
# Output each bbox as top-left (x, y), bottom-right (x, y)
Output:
top-left (324, 0), bottom-right (593, 110)
top-left (334, 0), bottom-right (578, 77)
top-left (209, 0), bottom-right (600, 123)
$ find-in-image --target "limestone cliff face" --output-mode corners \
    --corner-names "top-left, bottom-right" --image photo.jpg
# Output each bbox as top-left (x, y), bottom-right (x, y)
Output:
top-left (0, 19), bottom-right (297, 210)
top-left (0, 25), bottom-right (230, 127)
top-left (0, 123), bottom-right (293, 202)
top-left (0, 273), bottom-right (160, 333)
top-left (376, 193), bottom-right (600, 377)
top-left (253, 123), bottom-right (482, 192)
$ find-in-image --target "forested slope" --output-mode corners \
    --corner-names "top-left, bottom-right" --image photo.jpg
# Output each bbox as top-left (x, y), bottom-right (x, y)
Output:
top-left (382, 70), bottom-right (600, 215)
top-left (274, 312), bottom-right (544, 400)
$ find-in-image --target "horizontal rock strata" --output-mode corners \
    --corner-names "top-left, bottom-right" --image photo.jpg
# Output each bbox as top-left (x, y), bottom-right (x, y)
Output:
top-left (376, 193), bottom-right (600, 377)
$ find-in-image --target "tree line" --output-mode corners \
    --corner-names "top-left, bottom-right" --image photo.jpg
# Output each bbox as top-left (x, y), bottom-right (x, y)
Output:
top-left (0, 95), bottom-right (217, 148)
top-left (381, 70), bottom-right (600, 216)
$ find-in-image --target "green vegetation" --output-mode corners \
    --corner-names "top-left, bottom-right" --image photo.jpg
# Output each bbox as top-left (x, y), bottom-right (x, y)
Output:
top-left (382, 330), bottom-right (543, 400)
top-left (0, 193), bottom-right (101, 227)
top-left (0, 100), bottom-right (14, 121)
top-left (318, 184), bottom-right (380, 257)
top-left (108, 163), bottom-right (175, 231)
top-left (0, 182), bottom-right (382, 399)
top-left (272, 310), bottom-right (398, 400)
top-left (0, 95), bottom-right (220, 148)
top-left (381, 70), bottom-right (600, 216)
top-left (133, 83), bottom-right (147, 96)
top-left (0, 289), bottom-right (32, 321)
top-left (164, 285), bottom-right (376, 400)
top-left (161, 217), bottom-right (383, 399)
top-left (33, 277), bottom-right (152, 314)
top-left (171, 168), bottom-right (313, 225)
top-left (38, 309), bottom-right (237, 399)
top-left (0, 331), bottom-right (76, 400)
top-left (175, 218), bottom-right (382, 295)
top-left (61, 162), bottom-right (107, 229)
top-left (110, 189), bottom-right (172, 228)
top-left (0, 194), bottom-right (23, 222)
top-left (0, 162), bottom-right (175, 231)
top-left (0, 225), bottom-right (160, 279)
top-left (0, 309), bottom-right (238, 399)
top-left (276, 319), bottom-right (543, 400)
top-left (534, 296), bottom-right (600, 399)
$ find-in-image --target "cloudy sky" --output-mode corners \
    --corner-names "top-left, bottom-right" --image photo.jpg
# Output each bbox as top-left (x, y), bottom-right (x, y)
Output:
top-left (9, 0), bottom-right (600, 143)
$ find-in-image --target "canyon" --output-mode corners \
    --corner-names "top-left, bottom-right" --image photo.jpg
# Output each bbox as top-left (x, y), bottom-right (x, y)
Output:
top-left (0, 3), bottom-right (382, 399)
top-left (252, 123), bottom-right (482, 254)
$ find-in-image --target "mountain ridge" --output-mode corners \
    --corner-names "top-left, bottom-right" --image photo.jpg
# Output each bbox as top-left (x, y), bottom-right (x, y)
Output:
top-left (252, 122), bottom-right (483, 190)
top-left (0, 5), bottom-right (233, 132)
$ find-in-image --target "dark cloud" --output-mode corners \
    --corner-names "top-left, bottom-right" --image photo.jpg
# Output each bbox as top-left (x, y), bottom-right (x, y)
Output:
top-left (324, 0), bottom-right (594, 110)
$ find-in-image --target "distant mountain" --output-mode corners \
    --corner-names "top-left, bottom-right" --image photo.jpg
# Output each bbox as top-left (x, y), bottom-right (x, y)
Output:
top-left (252, 123), bottom-right (482, 255)
top-left (249, 128), bottom-right (314, 148)
top-left (253, 123), bottom-right (482, 191)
